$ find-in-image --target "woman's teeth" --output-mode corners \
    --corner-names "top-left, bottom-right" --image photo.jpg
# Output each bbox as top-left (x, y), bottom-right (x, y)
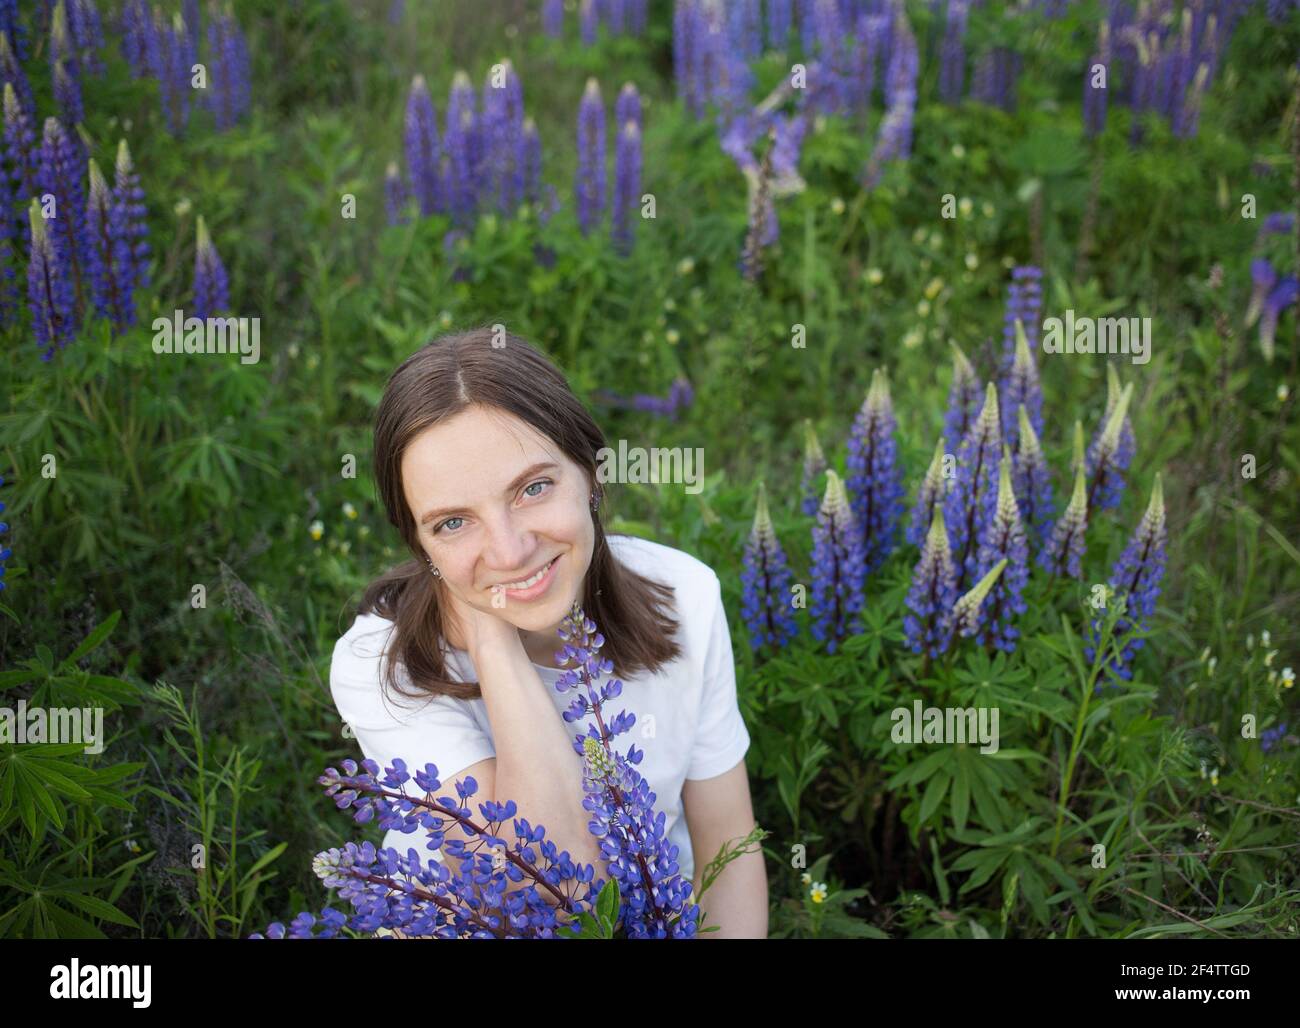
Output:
top-left (500, 557), bottom-right (555, 590)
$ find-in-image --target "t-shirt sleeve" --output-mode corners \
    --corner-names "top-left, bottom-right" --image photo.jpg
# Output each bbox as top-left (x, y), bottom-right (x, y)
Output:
top-left (686, 573), bottom-right (751, 781)
top-left (329, 618), bottom-right (497, 793)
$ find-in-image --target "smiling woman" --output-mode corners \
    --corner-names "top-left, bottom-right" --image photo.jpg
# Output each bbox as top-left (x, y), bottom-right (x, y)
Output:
top-left (328, 326), bottom-right (769, 937)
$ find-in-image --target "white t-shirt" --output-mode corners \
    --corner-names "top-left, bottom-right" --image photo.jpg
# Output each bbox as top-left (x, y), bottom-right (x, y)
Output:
top-left (328, 534), bottom-right (750, 884)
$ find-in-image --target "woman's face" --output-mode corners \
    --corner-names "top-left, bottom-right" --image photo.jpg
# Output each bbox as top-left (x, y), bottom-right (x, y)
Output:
top-left (401, 404), bottom-right (595, 642)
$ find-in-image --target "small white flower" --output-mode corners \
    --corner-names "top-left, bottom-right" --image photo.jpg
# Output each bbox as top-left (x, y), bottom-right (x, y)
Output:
top-left (865, 267), bottom-right (883, 285)
top-left (916, 299), bottom-right (931, 318)
top-left (1199, 646), bottom-right (1211, 664)
top-left (438, 309), bottom-right (453, 327)
top-left (951, 143), bottom-right (966, 159)
top-left (309, 520), bottom-right (324, 541)
top-left (1281, 667), bottom-right (1295, 689)
top-left (1278, 383), bottom-right (1289, 403)
top-left (810, 881), bottom-right (828, 903)
top-left (1206, 656), bottom-right (1217, 675)
top-left (1264, 649), bottom-right (1277, 668)
top-left (665, 329), bottom-right (680, 345)
top-left (958, 197), bottom-right (973, 218)
top-left (902, 328), bottom-right (923, 349)
top-left (912, 227), bottom-right (927, 244)
top-left (801, 872), bottom-right (811, 885)
top-left (1246, 633), bottom-right (1255, 650)
top-left (1261, 629), bottom-right (1271, 647)
top-left (342, 501), bottom-right (358, 520)
top-left (677, 257), bottom-right (695, 275)
top-left (664, 297), bottom-right (677, 312)
top-left (830, 197), bottom-right (845, 215)
top-left (965, 252), bottom-right (978, 270)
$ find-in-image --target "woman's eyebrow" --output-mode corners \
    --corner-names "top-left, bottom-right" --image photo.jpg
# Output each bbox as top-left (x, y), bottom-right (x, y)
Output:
top-left (419, 461), bottom-right (560, 525)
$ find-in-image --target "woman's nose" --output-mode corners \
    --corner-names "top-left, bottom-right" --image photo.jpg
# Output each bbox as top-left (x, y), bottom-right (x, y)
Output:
top-left (481, 510), bottom-right (534, 572)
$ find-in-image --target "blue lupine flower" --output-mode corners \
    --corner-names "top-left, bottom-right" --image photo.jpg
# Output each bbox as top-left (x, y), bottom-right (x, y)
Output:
top-left (36, 116), bottom-right (89, 308)
top-left (28, 199), bottom-right (76, 360)
top-left (943, 382), bottom-right (1002, 591)
top-left (809, 470), bottom-right (866, 653)
top-left (766, 0), bottom-right (791, 51)
top-left (972, 45), bottom-right (1021, 113)
top-left (0, 161), bottom-right (15, 323)
top-left (1085, 381), bottom-right (1134, 513)
top-left (0, 472), bottom-right (10, 591)
top-left (800, 419), bottom-right (827, 518)
top-left (1001, 265), bottom-right (1043, 375)
top-left (85, 158), bottom-right (125, 330)
top-left (1039, 459), bottom-right (1089, 579)
top-left (480, 59), bottom-right (525, 217)
top-left (1246, 258), bottom-right (1276, 328)
top-left (1013, 404), bottom-right (1055, 551)
top-left (999, 318), bottom-right (1044, 452)
top-left (611, 119), bottom-right (641, 253)
top-left (973, 450), bottom-right (1030, 652)
top-left (741, 482), bottom-right (797, 653)
top-left (938, 0), bottom-right (969, 104)
top-left (846, 368), bottom-right (905, 574)
top-left (615, 82), bottom-right (641, 134)
top-left (3, 85), bottom-right (35, 230)
top-left (1261, 723), bottom-right (1288, 754)
top-left (0, 31), bottom-right (33, 124)
top-left (576, 78), bottom-right (606, 235)
top-left (861, 16), bottom-right (917, 189)
top-left (906, 438), bottom-right (948, 548)
top-left (1259, 277), bottom-right (1298, 364)
top-left (543, 0), bottom-right (564, 38)
top-left (193, 215), bottom-right (229, 319)
top-left (1257, 212), bottom-right (1295, 241)
top-left (951, 558), bottom-right (1007, 642)
top-left (1084, 474), bottom-right (1167, 681)
top-left (110, 139), bottom-right (149, 311)
top-left (0, 0), bottom-right (23, 61)
top-left (384, 161), bottom-right (409, 226)
top-left (443, 71), bottom-right (478, 225)
top-left (119, 0), bottom-right (152, 78)
top-left (206, 6), bottom-right (251, 130)
top-left (404, 74), bottom-right (440, 217)
top-left (944, 341), bottom-right (982, 452)
top-left (903, 507), bottom-right (958, 658)
top-left (579, 0), bottom-right (598, 46)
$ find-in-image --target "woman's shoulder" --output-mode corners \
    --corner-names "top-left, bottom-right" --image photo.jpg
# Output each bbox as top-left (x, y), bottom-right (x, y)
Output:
top-left (608, 533), bottom-right (720, 593)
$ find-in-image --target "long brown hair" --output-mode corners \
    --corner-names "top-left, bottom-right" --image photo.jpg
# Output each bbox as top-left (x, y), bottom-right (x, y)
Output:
top-left (357, 325), bottom-right (681, 703)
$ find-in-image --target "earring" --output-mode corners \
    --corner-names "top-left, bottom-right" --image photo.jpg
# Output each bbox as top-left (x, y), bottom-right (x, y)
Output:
top-left (424, 556), bottom-right (441, 578)
top-left (590, 490), bottom-right (601, 512)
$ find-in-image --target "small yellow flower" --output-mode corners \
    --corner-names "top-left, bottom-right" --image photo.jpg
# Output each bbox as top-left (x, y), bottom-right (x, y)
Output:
top-left (928, 231), bottom-right (942, 250)
top-left (982, 201), bottom-right (995, 218)
top-left (951, 143), bottom-right (966, 159)
top-left (965, 252), bottom-right (978, 271)
top-left (288, 342), bottom-right (300, 359)
top-left (309, 520), bottom-right (324, 541)
top-left (339, 540), bottom-right (351, 556)
top-left (916, 299), bottom-right (931, 318)
top-left (801, 872), bottom-right (812, 885)
top-left (438, 310), bottom-right (453, 327)
top-left (924, 276), bottom-right (944, 300)
top-left (358, 524), bottom-right (371, 538)
top-left (677, 257), bottom-right (695, 275)
top-left (1199, 760), bottom-right (1208, 779)
top-left (174, 198), bottom-right (192, 217)
top-left (1210, 768), bottom-right (1219, 787)
top-left (865, 267), bottom-right (883, 285)
top-left (126, 838), bottom-right (141, 854)
top-left (1281, 667), bottom-right (1295, 689)
top-left (1264, 649), bottom-right (1277, 668)
top-left (664, 297), bottom-right (677, 312)
top-left (810, 881), bottom-right (828, 903)
top-left (958, 197), bottom-right (973, 218)
top-left (306, 353), bottom-right (320, 371)
top-left (830, 196), bottom-right (846, 215)
top-left (912, 227), bottom-right (927, 244)
top-left (665, 329), bottom-right (680, 345)
top-left (903, 328), bottom-right (923, 349)
top-left (1278, 383), bottom-right (1289, 403)
top-left (343, 502), bottom-right (358, 520)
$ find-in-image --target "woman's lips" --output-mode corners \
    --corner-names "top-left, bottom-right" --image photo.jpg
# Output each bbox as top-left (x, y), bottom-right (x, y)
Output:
top-left (494, 554), bottom-right (561, 602)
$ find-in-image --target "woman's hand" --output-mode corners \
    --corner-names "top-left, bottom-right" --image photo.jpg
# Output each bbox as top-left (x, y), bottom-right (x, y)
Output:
top-left (440, 580), bottom-right (526, 664)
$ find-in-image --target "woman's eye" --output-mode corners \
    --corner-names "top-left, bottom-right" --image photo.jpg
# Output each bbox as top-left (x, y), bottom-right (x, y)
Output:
top-left (437, 516), bottom-right (464, 534)
top-left (523, 479), bottom-right (551, 498)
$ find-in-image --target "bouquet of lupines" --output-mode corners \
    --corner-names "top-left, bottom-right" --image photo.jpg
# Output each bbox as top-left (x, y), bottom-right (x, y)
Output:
top-left (742, 270), bottom-right (1165, 685)
top-left (252, 605), bottom-right (698, 939)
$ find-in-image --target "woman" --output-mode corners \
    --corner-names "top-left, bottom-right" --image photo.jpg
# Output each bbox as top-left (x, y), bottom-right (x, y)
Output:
top-left (329, 325), bottom-right (768, 937)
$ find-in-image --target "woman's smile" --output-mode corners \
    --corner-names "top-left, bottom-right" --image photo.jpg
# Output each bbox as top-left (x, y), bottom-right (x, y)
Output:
top-left (494, 553), bottom-right (562, 601)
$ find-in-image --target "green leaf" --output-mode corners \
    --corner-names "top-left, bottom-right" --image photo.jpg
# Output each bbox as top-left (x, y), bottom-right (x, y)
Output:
top-left (60, 611), bottom-right (122, 669)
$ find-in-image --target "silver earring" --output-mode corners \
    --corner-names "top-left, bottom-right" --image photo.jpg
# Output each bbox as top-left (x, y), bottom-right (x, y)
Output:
top-left (425, 556), bottom-right (441, 578)
top-left (590, 490), bottom-right (601, 512)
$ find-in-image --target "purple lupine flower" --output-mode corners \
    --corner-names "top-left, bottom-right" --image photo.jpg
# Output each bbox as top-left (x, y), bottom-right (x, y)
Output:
top-left (552, 605), bottom-right (698, 938)
top-left (119, 0), bottom-right (152, 78)
top-left (50, 2), bottom-right (85, 125)
top-left (520, 116), bottom-right (542, 205)
top-left (1259, 277), bottom-right (1298, 364)
top-left (951, 558), bottom-right (1007, 643)
top-left (580, 0), bottom-right (598, 46)
top-left (903, 507), bottom-right (958, 657)
top-left (70, 0), bottom-right (105, 75)
top-left (0, 125), bottom-right (15, 323)
top-left (972, 45), bottom-right (1021, 112)
top-left (0, 0), bottom-right (22, 60)
top-left (861, 14), bottom-right (918, 189)
top-left (846, 368), bottom-right (905, 574)
top-left (53, 59), bottom-right (83, 128)
top-left (1, 83), bottom-right (34, 230)
top-left (938, 0), bottom-right (969, 104)
top-left (1257, 212), bottom-right (1295, 241)
top-left (1084, 21), bottom-right (1110, 137)
top-left (28, 198), bottom-right (76, 360)
top-left (0, 31), bottom-right (33, 124)
top-left (1085, 381), bottom-right (1134, 513)
top-left (741, 482), bottom-right (797, 653)
top-left (193, 215), bottom-right (229, 319)
top-left (162, 11), bottom-right (197, 134)
top-left (35, 116), bottom-right (88, 310)
top-left (0, 473), bottom-right (9, 591)
top-left (404, 75), bottom-right (440, 216)
top-left (110, 139), bottom-right (148, 309)
top-left (1039, 459), bottom-right (1089, 579)
top-left (943, 382), bottom-right (1002, 592)
top-left (851, 12), bottom-right (888, 112)
top-left (667, 376), bottom-right (693, 415)
top-left (800, 419), bottom-right (827, 518)
top-left (207, 6), bottom-right (252, 131)
top-left (944, 341), bottom-right (982, 452)
top-left (480, 59), bottom-right (525, 216)
top-left (809, 470), bottom-right (866, 654)
top-left (727, 0), bottom-right (762, 61)
top-left (444, 71), bottom-right (478, 226)
top-left (575, 78), bottom-right (606, 235)
top-left (1001, 265), bottom-right (1043, 374)
top-left (766, 0), bottom-right (791, 51)
top-left (543, 0), bottom-right (564, 38)
top-left (85, 158), bottom-right (127, 330)
top-left (1246, 258), bottom-right (1277, 328)
top-left (1000, 318), bottom-right (1044, 452)
top-left (1084, 474), bottom-right (1167, 681)
top-left (906, 438), bottom-right (948, 549)
top-left (972, 451), bottom-right (1030, 651)
top-left (1085, 364), bottom-right (1135, 498)
top-left (384, 161), bottom-right (409, 226)
top-left (615, 82), bottom-right (641, 134)
top-left (1261, 723), bottom-right (1288, 754)
top-left (611, 119), bottom-right (641, 253)
top-left (1013, 404), bottom-right (1055, 550)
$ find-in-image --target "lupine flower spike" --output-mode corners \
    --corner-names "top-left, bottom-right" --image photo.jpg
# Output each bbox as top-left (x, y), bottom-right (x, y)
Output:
top-left (903, 507), bottom-right (958, 657)
top-left (1085, 473), bottom-right (1167, 682)
top-left (943, 381), bottom-right (1001, 591)
top-left (28, 198), bottom-right (75, 359)
top-left (575, 78), bottom-right (606, 235)
top-left (972, 448), bottom-right (1030, 651)
top-left (741, 482), bottom-right (797, 654)
top-left (800, 419), bottom-right (827, 517)
top-left (1086, 381), bottom-right (1134, 512)
top-left (0, 473), bottom-right (9, 591)
top-left (944, 341), bottom-right (982, 452)
top-left (1088, 364), bottom-right (1135, 478)
top-left (952, 558), bottom-right (1007, 641)
top-left (906, 437), bottom-right (947, 548)
top-left (809, 470), bottom-right (866, 653)
top-left (846, 368), bottom-right (905, 574)
top-left (1000, 319), bottom-right (1044, 451)
top-left (1040, 458), bottom-right (1089, 579)
top-left (193, 214), bottom-right (229, 319)
top-left (111, 140), bottom-right (149, 314)
top-left (1013, 405), bottom-right (1054, 550)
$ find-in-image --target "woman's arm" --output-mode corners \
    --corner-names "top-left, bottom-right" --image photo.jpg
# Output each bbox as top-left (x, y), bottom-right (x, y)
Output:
top-left (682, 759), bottom-right (769, 938)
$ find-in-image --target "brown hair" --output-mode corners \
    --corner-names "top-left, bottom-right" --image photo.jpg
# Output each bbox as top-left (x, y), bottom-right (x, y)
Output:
top-left (357, 325), bottom-right (681, 703)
